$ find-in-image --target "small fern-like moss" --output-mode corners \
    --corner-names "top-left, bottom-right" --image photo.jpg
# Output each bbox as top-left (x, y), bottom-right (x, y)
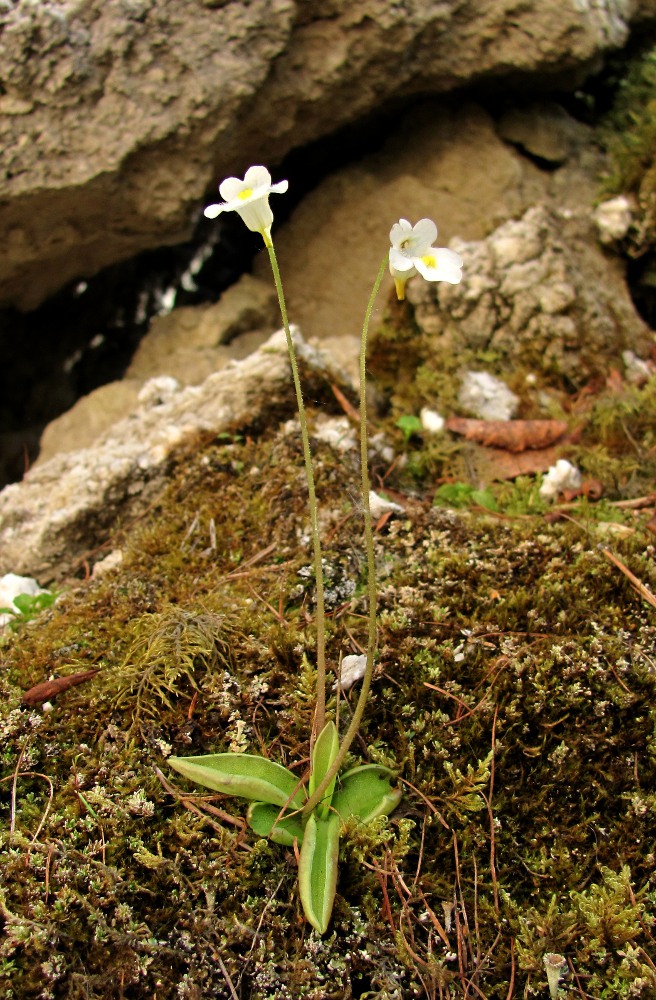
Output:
top-left (112, 604), bottom-right (234, 724)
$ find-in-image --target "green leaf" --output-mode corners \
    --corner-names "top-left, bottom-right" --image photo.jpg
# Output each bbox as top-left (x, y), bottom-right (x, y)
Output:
top-left (168, 753), bottom-right (306, 808)
top-left (309, 721), bottom-right (339, 818)
top-left (298, 811), bottom-right (340, 935)
top-left (247, 802), bottom-right (305, 846)
top-left (332, 764), bottom-right (402, 824)
top-left (395, 414), bottom-right (423, 442)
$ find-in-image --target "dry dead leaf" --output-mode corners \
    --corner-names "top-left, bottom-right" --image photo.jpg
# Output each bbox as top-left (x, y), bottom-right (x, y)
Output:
top-left (471, 444), bottom-right (560, 482)
top-left (22, 669), bottom-right (99, 706)
top-left (446, 417), bottom-right (568, 452)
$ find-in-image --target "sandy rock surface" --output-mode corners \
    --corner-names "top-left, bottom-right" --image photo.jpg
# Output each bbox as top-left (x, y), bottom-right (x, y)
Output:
top-left (0, 328), bottom-right (348, 579)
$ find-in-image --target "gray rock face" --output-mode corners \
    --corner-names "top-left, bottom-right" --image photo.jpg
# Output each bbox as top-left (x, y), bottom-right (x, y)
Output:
top-left (0, 0), bottom-right (645, 309)
top-left (0, 328), bottom-right (346, 579)
top-left (407, 204), bottom-right (653, 385)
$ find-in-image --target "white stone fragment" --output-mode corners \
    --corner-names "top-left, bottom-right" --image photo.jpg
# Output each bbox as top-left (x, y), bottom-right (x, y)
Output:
top-left (458, 371), bottom-right (519, 421)
top-left (592, 196), bottom-right (632, 243)
top-left (137, 375), bottom-right (181, 407)
top-left (539, 459), bottom-right (582, 500)
top-left (332, 654), bottom-right (367, 692)
top-left (0, 572), bottom-right (47, 626)
top-left (369, 490), bottom-right (404, 519)
top-left (420, 408), bottom-right (445, 434)
top-left (313, 415), bottom-right (357, 452)
top-left (622, 350), bottom-right (653, 385)
top-left (91, 550), bottom-right (124, 578)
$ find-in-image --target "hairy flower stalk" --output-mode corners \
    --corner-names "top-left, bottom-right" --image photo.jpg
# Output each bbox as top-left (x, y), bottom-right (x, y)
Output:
top-left (302, 254), bottom-right (389, 818)
top-left (205, 167), bottom-right (327, 738)
top-left (265, 242), bottom-right (328, 739)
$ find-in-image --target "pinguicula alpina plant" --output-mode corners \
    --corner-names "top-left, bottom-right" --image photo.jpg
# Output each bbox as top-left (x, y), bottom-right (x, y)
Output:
top-left (168, 166), bottom-right (463, 934)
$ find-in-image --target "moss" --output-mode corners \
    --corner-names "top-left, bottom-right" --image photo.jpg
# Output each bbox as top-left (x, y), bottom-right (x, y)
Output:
top-left (601, 44), bottom-right (656, 254)
top-left (1, 411), bottom-right (656, 997)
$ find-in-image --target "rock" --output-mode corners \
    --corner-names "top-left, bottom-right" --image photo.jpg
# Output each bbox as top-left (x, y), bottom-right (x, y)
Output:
top-left (0, 572), bottom-right (48, 627)
top-left (592, 195), bottom-right (634, 242)
top-left (0, 328), bottom-right (349, 579)
top-left (127, 274), bottom-right (279, 381)
top-left (36, 379), bottom-right (144, 466)
top-left (420, 408), bottom-right (446, 434)
top-left (539, 459), bottom-right (582, 500)
top-left (497, 102), bottom-right (588, 164)
top-left (255, 103), bottom-right (549, 348)
top-left (458, 372), bottom-right (519, 421)
top-left (0, 0), bottom-right (645, 309)
top-left (406, 204), bottom-right (652, 387)
top-left (34, 275), bottom-right (279, 464)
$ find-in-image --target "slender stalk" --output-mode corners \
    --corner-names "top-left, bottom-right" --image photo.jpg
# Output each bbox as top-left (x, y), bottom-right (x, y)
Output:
top-left (302, 254), bottom-right (388, 819)
top-left (266, 240), bottom-right (327, 741)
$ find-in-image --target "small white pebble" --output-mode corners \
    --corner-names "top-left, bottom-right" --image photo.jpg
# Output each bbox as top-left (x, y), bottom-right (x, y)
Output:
top-left (420, 408), bottom-right (445, 434)
top-left (539, 459), bottom-right (581, 500)
top-left (592, 196), bottom-right (632, 243)
top-left (332, 654), bottom-right (367, 692)
top-left (369, 491), bottom-right (404, 519)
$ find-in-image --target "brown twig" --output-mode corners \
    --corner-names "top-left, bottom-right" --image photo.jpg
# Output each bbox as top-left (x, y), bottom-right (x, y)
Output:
top-left (603, 548), bottom-right (656, 610)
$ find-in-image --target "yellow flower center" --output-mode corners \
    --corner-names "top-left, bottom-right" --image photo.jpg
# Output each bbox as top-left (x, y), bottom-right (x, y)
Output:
top-left (237, 188), bottom-right (254, 201)
top-left (421, 254), bottom-right (436, 268)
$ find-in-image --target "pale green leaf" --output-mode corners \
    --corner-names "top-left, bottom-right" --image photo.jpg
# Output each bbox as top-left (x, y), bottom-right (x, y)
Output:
top-left (247, 802), bottom-right (305, 846)
top-left (309, 720), bottom-right (339, 818)
top-left (168, 753), bottom-right (306, 808)
top-left (298, 811), bottom-right (340, 935)
top-left (332, 764), bottom-right (402, 824)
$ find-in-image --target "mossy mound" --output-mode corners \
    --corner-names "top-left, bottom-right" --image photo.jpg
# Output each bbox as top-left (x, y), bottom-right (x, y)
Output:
top-left (1, 401), bottom-right (656, 997)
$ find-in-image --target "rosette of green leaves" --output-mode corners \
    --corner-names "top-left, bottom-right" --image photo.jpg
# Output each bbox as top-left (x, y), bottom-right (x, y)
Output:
top-left (169, 721), bottom-right (401, 935)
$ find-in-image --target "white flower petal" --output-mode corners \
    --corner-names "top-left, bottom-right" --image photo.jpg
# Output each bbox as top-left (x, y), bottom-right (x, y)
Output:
top-left (243, 165), bottom-right (272, 189)
top-left (435, 248), bottom-right (463, 269)
top-left (412, 217), bottom-right (438, 248)
top-left (389, 249), bottom-right (418, 272)
top-left (389, 218), bottom-right (413, 247)
top-left (204, 203), bottom-right (224, 219)
top-left (269, 179), bottom-right (289, 195)
top-left (415, 250), bottom-right (463, 283)
top-left (218, 175), bottom-right (246, 201)
top-left (236, 199), bottom-right (274, 234)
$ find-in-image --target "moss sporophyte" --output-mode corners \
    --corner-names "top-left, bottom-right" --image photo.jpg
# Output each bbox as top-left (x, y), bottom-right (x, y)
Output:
top-left (168, 165), bottom-right (463, 935)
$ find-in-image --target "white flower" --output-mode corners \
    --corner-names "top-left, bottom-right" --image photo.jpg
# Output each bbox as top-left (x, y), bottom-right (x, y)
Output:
top-left (389, 218), bottom-right (463, 300)
top-left (204, 165), bottom-right (288, 244)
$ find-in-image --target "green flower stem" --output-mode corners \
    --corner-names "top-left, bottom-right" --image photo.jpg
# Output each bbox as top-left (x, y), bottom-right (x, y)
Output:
top-left (265, 239), bottom-right (327, 741)
top-left (302, 254), bottom-right (388, 819)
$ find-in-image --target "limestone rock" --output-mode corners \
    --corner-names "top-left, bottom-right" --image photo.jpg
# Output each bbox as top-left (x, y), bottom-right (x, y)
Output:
top-left (34, 275), bottom-right (279, 465)
top-left (0, 0), bottom-right (646, 309)
top-left (406, 204), bottom-right (653, 385)
top-left (127, 274), bottom-right (279, 381)
top-left (253, 100), bottom-right (611, 357)
top-left (0, 328), bottom-right (347, 579)
top-left (458, 371), bottom-right (519, 421)
top-left (592, 195), bottom-right (634, 243)
top-left (497, 102), bottom-right (589, 164)
top-left (36, 379), bottom-right (144, 466)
